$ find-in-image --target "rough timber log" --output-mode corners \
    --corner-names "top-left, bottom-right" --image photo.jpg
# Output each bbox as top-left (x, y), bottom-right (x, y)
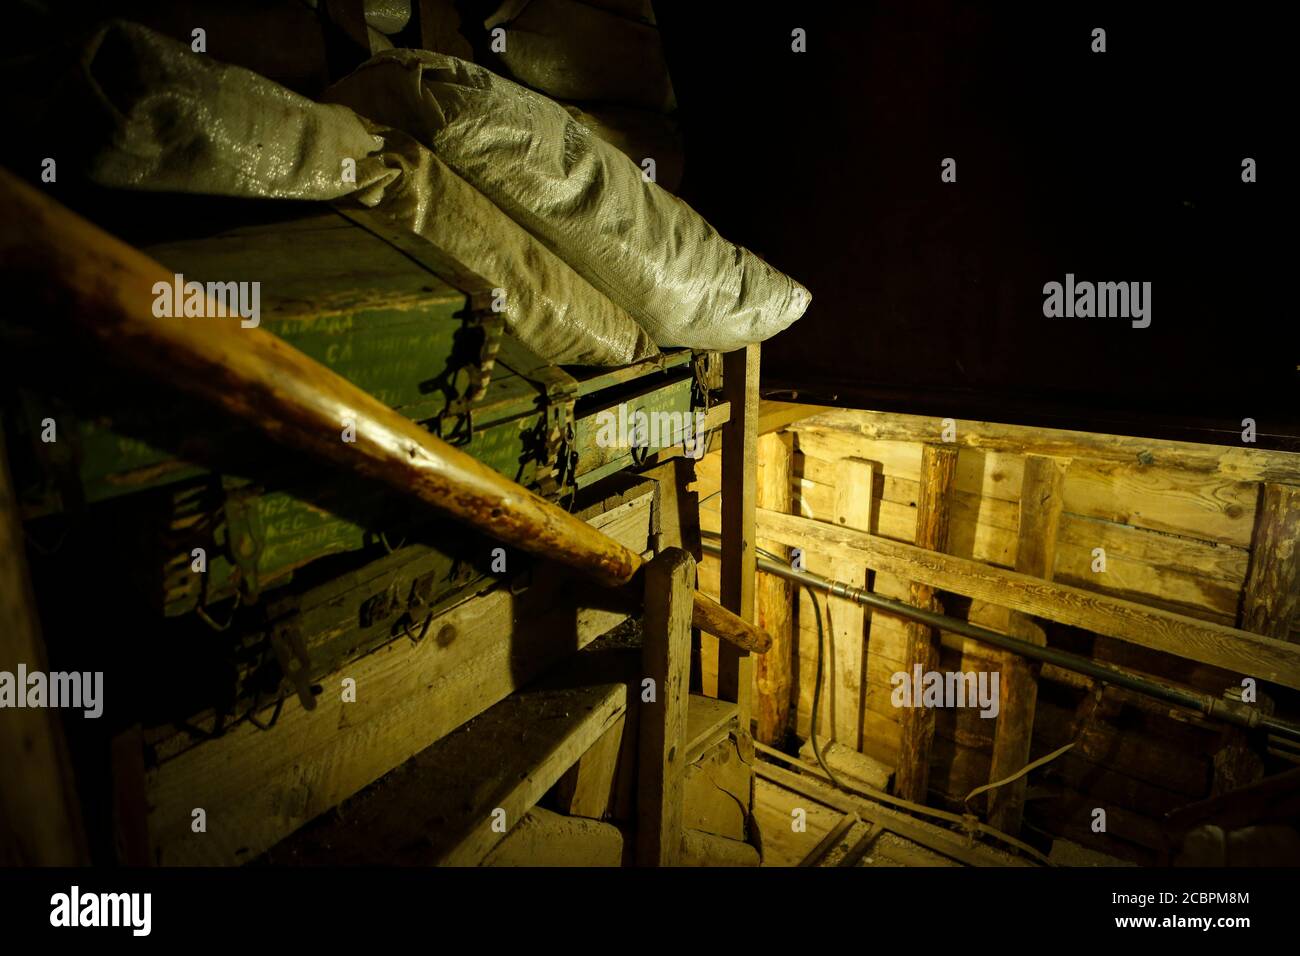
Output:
top-left (0, 171), bottom-right (769, 656)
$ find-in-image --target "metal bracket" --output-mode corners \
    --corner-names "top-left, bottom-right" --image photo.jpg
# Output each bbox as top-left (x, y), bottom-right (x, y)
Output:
top-left (221, 483), bottom-right (265, 605)
top-left (269, 621), bottom-right (316, 712)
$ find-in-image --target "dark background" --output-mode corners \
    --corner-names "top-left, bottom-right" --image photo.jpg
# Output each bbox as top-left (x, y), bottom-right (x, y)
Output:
top-left (657, 1), bottom-right (1295, 448)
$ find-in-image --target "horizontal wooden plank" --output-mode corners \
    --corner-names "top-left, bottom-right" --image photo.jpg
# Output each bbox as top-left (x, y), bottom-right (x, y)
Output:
top-left (802, 409), bottom-right (1300, 485)
top-left (758, 509), bottom-right (1300, 690)
top-left (797, 460), bottom-right (1247, 622)
top-left (272, 682), bottom-right (628, 866)
top-left (686, 694), bottom-right (739, 765)
top-left (145, 494), bottom-right (653, 865)
top-left (796, 428), bottom-right (1259, 548)
top-left (759, 401), bottom-right (826, 436)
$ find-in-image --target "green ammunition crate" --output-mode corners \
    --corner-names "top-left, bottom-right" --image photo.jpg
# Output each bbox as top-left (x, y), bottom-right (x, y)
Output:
top-left (3, 205), bottom-right (701, 621)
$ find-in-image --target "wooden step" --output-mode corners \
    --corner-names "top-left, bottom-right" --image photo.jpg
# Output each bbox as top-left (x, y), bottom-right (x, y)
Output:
top-left (686, 693), bottom-right (739, 765)
top-left (265, 681), bottom-right (628, 866)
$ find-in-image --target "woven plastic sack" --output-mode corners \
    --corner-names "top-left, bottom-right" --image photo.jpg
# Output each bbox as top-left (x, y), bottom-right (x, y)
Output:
top-left (325, 50), bottom-right (811, 350)
top-left (78, 21), bottom-right (656, 366)
top-left (346, 124), bottom-right (659, 365)
top-left (561, 103), bottom-right (684, 193)
top-left (80, 20), bottom-right (384, 200)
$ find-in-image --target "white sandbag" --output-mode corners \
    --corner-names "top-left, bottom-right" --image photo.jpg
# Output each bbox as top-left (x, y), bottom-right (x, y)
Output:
top-left (347, 124), bottom-right (659, 366)
top-left (325, 50), bottom-right (811, 351)
top-left (79, 21), bottom-right (658, 367)
top-left (81, 20), bottom-right (384, 200)
top-left (561, 102), bottom-right (684, 193)
top-left (485, 0), bottom-right (675, 111)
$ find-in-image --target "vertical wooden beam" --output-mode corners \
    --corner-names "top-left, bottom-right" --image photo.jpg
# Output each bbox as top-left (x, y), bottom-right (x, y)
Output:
top-left (985, 454), bottom-right (1067, 835)
top-left (719, 345), bottom-right (759, 724)
top-left (1240, 482), bottom-right (1300, 641)
top-left (637, 547), bottom-right (694, 866)
top-left (895, 443), bottom-right (958, 804)
top-left (755, 431), bottom-right (793, 744)
top-left (1213, 481), bottom-right (1300, 795)
top-left (0, 437), bottom-right (88, 865)
top-left (829, 458), bottom-right (875, 751)
top-left (111, 727), bottom-right (153, 866)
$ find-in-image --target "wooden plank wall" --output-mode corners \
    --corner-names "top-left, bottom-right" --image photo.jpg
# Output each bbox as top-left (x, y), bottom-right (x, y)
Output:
top-left (696, 408), bottom-right (1300, 863)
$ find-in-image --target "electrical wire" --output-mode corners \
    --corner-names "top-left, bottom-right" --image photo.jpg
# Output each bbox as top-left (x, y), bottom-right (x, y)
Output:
top-left (803, 584), bottom-right (842, 790)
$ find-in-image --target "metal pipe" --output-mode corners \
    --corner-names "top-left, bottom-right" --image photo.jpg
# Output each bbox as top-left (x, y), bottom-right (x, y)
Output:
top-left (701, 533), bottom-right (1300, 742)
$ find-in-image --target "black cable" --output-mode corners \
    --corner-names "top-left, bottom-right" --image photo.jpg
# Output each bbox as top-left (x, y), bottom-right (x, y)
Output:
top-left (803, 582), bottom-right (842, 790)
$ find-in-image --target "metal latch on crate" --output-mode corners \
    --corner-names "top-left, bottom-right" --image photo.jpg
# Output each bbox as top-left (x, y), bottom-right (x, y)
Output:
top-left (269, 620), bottom-right (316, 711)
top-left (492, 334), bottom-right (580, 503)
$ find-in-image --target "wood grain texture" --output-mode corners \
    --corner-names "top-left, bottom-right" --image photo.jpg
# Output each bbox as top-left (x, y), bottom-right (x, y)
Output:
top-left (637, 547), bottom-right (694, 866)
top-left (0, 172), bottom-right (771, 657)
top-left (551, 714), bottom-right (626, 820)
top-left (829, 458), bottom-right (875, 750)
top-left (896, 444), bottom-right (958, 803)
top-left (1240, 482), bottom-right (1300, 640)
top-left (270, 682), bottom-right (628, 866)
top-left (797, 451), bottom-right (1249, 623)
top-left (758, 509), bottom-right (1300, 691)
top-left (145, 495), bottom-right (653, 865)
top-left (986, 454), bottom-right (1067, 835)
top-left (755, 432), bottom-right (793, 743)
top-left (718, 345), bottom-right (760, 715)
top-left (803, 408), bottom-right (1300, 486)
top-left (482, 807), bottom-right (624, 867)
top-left (0, 437), bottom-right (88, 865)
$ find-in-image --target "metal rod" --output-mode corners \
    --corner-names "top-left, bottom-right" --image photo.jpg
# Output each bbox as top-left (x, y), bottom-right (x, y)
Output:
top-left (701, 533), bottom-right (1300, 742)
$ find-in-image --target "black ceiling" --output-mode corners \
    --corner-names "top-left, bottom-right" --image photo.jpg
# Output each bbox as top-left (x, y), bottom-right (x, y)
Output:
top-left (657, 1), bottom-right (1295, 449)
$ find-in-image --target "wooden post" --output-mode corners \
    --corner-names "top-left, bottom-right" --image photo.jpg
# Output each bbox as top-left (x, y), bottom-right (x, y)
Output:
top-left (719, 345), bottom-right (759, 722)
top-left (0, 436), bottom-right (88, 865)
top-left (637, 548), bottom-right (694, 866)
top-left (755, 432), bottom-right (793, 744)
top-left (985, 454), bottom-right (1068, 834)
top-left (829, 458), bottom-right (875, 750)
top-left (895, 443), bottom-right (958, 804)
top-left (1240, 483), bottom-right (1300, 641)
top-left (1213, 481), bottom-right (1300, 794)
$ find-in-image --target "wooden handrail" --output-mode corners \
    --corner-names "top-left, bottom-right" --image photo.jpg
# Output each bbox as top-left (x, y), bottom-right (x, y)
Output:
top-left (0, 171), bottom-right (770, 655)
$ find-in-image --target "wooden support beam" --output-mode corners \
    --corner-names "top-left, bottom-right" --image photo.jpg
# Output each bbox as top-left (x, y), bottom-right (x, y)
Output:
top-left (804, 409), bottom-right (1300, 486)
top-left (1240, 482), bottom-right (1300, 641)
top-left (0, 437), bottom-right (88, 866)
top-left (718, 345), bottom-right (760, 718)
top-left (1213, 482), bottom-right (1299, 794)
top-left (637, 547), bottom-right (694, 866)
top-left (896, 444), bottom-right (959, 804)
top-left (757, 401), bottom-right (826, 436)
top-left (755, 431), bottom-right (793, 744)
top-left (551, 715), bottom-right (626, 821)
top-left (829, 458), bottom-right (875, 750)
top-left (985, 454), bottom-right (1068, 835)
top-left (755, 509), bottom-right (1300, 691)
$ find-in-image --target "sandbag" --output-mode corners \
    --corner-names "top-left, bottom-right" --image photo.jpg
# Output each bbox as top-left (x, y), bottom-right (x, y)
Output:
top-left (80, 20), bottom-right (385, 200)
top-left (325, 50), bottom-right (811, 351)
top-left (78, 21), bottom-right (658, 367)
top-left (485, 0), bottom-right (675, 112)
top-left (347, 124), bottom-right (659, 366)
top-left (561, 102), bottom-right (684, 193)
